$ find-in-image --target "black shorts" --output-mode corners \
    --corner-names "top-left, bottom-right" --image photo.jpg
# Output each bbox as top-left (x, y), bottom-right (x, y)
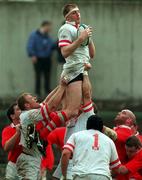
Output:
top-left (68, 73), bottom-right (83, 84)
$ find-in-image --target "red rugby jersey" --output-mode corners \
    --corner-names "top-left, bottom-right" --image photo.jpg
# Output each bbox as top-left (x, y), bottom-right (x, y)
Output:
top-left (114, 125), bottom-right (133, 163)
top-left (125, 149), bottom-right (142, 179)
top-left (2, 124), bottom-right (22, 163)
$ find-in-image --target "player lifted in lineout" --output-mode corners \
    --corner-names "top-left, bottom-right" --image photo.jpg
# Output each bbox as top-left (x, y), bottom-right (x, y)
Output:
top-left (49, 3), bottom-right (96, 125)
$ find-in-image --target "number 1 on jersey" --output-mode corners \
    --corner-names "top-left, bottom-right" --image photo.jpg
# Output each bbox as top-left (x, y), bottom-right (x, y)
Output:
top-left (92, 133), bottom-right (99, 150)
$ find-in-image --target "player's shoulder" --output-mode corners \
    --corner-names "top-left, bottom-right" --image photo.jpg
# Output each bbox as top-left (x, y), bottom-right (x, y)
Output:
top-left (59, 23), bottom-right (75, 33)
top-left (100, 131), bottom-right (115, 143)
top-left (2, 124), bottom-right (12, 133)
top-left (20, 109), bottom-right (40, 120)
top-left (74, 130), bottom-right (87, 137)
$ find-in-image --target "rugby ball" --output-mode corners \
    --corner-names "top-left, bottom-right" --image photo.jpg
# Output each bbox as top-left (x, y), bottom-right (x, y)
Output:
top-left (77, 24), bottom-right (90, 46)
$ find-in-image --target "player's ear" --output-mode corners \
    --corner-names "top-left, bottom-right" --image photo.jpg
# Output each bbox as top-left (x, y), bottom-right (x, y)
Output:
top-left (25, 102), bottom-right (30, 109)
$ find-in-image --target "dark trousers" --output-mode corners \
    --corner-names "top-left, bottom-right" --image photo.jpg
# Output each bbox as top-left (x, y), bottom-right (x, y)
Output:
top-left (33, 57), bottom-right (51, 96)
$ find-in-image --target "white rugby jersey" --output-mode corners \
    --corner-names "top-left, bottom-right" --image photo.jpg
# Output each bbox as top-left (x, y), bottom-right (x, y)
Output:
top-left (64, 130), bottom-right (120, 178)
top-left (58, 21), bottom-right (90, 81)
top-left (19, 103), bottom-right (50, 156)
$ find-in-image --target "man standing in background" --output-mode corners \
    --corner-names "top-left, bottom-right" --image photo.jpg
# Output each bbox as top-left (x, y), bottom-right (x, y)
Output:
top-left (27, 21), bottom-right (55, 97)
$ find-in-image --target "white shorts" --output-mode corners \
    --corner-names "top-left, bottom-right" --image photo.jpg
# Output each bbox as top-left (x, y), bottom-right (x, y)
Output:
top-left (16, 153), bottom-right (41, 180)
top-left (5, 161), bottom-right (19, 180)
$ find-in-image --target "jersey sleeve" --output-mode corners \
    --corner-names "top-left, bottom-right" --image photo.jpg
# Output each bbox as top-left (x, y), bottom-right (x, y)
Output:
top-left (1, 127), bottom-right (14, 147)
top-left (28, 104), bottom-right (50, 124)
top-left (40, 103), bottom-right (50, 123)
top-left (58, 27), bottom-right (72, 47)
top-left (63, 133), bottom-right (75, 153)
top-left (110, 140), bottom-right (121, 170)
top-left (28, 109), bottom-right (43, 123)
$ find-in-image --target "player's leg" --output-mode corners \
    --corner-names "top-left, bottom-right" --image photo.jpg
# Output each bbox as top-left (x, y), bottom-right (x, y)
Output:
top-left (49, 74), bottom-right (83, 129)
top-left (82, 72), bottom-right (92, 106)
top-left (64, 80), bottom-right (82, 118)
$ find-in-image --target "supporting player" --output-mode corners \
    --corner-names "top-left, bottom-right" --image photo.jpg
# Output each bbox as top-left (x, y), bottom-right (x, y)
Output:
top-left (16, 83), bottom-right (67, 180)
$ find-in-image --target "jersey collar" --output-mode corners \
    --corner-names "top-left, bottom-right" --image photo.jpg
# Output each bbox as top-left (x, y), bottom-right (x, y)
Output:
top-left (114, 125), bottom-right (131, 130)
top-left (66, 21), bottom-right (79, 28)
top-left (11, 123), bottom-right (16, 128)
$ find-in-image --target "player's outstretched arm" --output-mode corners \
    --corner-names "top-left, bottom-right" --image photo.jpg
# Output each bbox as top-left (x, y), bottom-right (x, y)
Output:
top-left (43, 86), bottom-right (59, 103)
top-left (61, 27), bottom-right (92, 58)
top-left (47, 82), bottom-right (67, 112)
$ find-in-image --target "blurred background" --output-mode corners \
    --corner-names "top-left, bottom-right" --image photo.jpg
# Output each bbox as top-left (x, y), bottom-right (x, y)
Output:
top-left (0, 0), bottom-right (142, 178)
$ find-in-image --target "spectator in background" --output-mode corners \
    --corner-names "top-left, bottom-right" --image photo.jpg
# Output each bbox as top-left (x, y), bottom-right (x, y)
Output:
top-left (27, 20), bottom-right (56, 97)
top-left (1, 103), bottom-right (22, 180)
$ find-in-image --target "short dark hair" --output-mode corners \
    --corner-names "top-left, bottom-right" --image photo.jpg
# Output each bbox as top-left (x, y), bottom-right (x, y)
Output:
top-left (17, 93), bottom-right (30, 111)
top-left (62, 3), bottom-right (78, 17)
top-left (87, 115), bottom-right (103, 132)
top-left (41, 20), bottom-right (51, 27)
top-left (126, 136), bottom-right (142, 149)
top-left (7, 103), bottom-right (17, 122)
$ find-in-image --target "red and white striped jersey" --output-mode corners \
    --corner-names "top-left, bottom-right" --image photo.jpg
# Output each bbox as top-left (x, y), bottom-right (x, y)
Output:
top-left (19, 103), bottom-right (50, 155)
top-left (64, 129), bottom-right (120, 178)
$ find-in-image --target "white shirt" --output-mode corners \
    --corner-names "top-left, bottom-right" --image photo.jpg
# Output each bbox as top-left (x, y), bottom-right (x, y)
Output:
top-left (58, 21), bottom-right (90, 81)
top-left (19, 103), bottom-right (49, 156)
top-left (64, 129), bottom-right (120, 178)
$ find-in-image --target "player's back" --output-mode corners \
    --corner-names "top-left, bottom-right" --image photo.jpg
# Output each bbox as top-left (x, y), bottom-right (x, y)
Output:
top-left (72, 129), bottom-right (115, 177)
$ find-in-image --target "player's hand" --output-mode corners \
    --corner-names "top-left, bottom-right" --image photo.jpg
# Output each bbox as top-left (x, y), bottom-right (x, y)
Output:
top-left (60, 76), bottom-right (69, 85)
top-left (32, 56), bottom-right (37, 64)
top-left (79, 27), bottom-right (92, 42)
top-left (84, 63), bottom-right (92, 70)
